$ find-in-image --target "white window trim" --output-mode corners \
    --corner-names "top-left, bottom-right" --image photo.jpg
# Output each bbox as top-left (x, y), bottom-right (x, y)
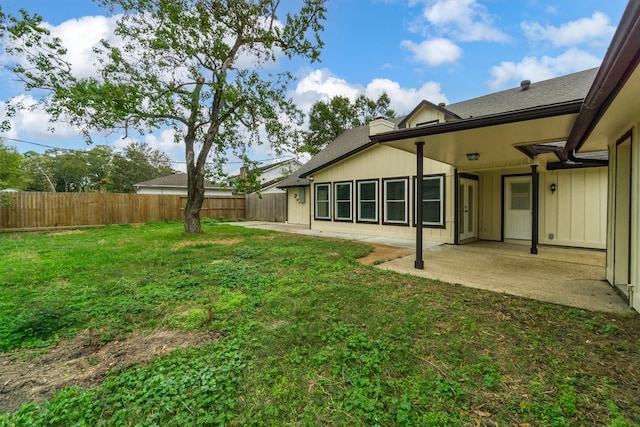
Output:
top-left (334, 182), bottom-right (353, 221)
top-left (315, 183), bottom-right (331, 220)
top-left (357, 180), bottom-right (378, 223)
top-left (383, 178), bottom-right (408, 225)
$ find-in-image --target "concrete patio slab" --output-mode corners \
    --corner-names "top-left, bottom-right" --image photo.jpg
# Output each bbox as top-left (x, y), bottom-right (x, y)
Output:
top-left (379, 241), bottom-right (633, 315)
top-left (229, 222), bottom-right (633, 314)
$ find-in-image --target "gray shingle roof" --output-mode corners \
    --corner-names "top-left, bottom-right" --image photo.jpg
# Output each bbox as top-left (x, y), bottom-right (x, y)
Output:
top-left (134, 173), bottom-right (219, 189)
top-left (278, 117), bottom-right (405, 188)
top-left (279, 68), bottom-right (600, 189)
top-left (444, 68), bottom-right (598, 119)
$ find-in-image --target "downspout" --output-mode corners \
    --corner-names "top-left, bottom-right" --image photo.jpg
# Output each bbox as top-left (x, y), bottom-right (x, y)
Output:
top-left (454, 169), bottom-right (459, 245)
top-left (531, 164), bottom-right (539, 255)
top-left (415, 141), bottom-right (425, 269)
top-left (308, 183), bottom-right (313, 229)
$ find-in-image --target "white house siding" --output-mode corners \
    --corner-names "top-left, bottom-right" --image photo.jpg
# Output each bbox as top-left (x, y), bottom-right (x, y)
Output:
top-left (477, 168), bottom-right (607, 249)
top-left (309, 145), bottom-right (456, 243)
top-left (286, 187), bottom-right (310, 226)
top-left (135, 187), bottom-right (231, 197)
top-left (403, 107), bottom-right (445, 128)
top-left (606, 124), bottom-right (639, 311)
top-left (539, 168), bottom-right (607, 249)
top-left (478, 173), bottom-right (503, 241)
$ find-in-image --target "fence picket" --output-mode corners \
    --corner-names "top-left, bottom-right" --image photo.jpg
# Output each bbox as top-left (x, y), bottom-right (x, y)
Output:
top-left (0, 193), bottom-right (248, 230)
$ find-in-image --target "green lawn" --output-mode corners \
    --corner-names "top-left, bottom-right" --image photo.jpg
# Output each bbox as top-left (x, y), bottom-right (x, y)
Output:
top-left (1, 221), bottom-right (639, 426)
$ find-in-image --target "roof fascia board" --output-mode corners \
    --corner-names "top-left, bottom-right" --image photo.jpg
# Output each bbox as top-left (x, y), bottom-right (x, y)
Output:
top-left (565, 1), bottom-right (640, 153)
top-left (398, 100), bottom-right (460, 128)
top-left (371, 100), bottom-right (583, 144)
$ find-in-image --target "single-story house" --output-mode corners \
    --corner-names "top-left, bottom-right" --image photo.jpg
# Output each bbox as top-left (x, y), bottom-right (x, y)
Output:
top-left (279, 68), bottom-right (607, 250)
top-left (252, 159), bottom-right (302, 194)
top-left (134, 173), bottom-right (230, 196)
top-left (135, 159), bottom-right (300, 196)
top-left (280, 1), bottom-right (640, 312)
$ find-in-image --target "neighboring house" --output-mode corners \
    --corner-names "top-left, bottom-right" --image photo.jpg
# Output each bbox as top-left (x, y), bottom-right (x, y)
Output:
top-left (134, 159), bottom-right (301, 196)
top-left (250, 159), bottom-right (302, 194)
top-left (279, 68), bottom-right (608, 251)
top-left (133, 173), bottom-right (233, 196)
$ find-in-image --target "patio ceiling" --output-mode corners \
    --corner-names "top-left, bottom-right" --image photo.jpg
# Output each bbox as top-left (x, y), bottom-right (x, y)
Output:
top-left (370, 102), bottom-right (581, 171)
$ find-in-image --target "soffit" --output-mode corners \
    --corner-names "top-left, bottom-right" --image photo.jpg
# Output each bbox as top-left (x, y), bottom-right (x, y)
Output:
top-left (379, 114), bottom-right (578, 169)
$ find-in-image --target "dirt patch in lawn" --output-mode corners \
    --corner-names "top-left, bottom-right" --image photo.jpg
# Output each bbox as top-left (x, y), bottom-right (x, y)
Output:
top-left (0, 329), bottom-right (222, 414)
top-left (48, 229), bottom-right (86, 236)
top-left (357, 244), bottom-right (413, 265)
top-left (172, 238), bottom-right (243, 249)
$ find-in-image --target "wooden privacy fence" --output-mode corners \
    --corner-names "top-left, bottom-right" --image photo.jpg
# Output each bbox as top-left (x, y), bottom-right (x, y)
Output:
top-left (0, 192), bottom-right (246, 230)
top-left (245, 193), bottom-right (287, 222)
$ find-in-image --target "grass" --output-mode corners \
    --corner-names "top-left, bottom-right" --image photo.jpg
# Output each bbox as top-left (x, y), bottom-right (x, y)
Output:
top-left (1, 220), bottom-right (640, 426)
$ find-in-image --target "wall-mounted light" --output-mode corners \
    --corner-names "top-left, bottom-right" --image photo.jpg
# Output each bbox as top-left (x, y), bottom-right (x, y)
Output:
top-left (550, 183), bottom-right (557, 194)
top-left (308, 176), bottom-right (314, 181)
top-left (466, 153), bottom-right (480, 161)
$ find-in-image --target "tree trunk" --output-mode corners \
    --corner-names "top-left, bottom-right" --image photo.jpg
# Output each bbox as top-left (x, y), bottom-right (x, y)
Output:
top-left (184, 204), bottom-right (203, 233)
top-left (184, 162), bottom-right (205, 234)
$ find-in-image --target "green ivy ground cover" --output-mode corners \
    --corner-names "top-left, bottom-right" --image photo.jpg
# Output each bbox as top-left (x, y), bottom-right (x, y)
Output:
top-left (1, 221), bottom-right (639, 426)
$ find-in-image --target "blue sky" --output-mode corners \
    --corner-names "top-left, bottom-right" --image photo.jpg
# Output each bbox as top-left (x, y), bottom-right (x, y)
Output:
top-left (0, 0), bottom-right (628, 172)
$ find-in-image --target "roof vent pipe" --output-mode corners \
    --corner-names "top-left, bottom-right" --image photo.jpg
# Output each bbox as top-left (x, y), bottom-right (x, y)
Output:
top-left (520, 80), bottom-right (531, 90)
top-left (438, 102), bottom-right (446, 107)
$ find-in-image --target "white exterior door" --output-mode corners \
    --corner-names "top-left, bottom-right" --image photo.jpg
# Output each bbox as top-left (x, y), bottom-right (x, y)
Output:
top-left (504, 176), bottom-right (532, 240)
top-left (458, 178), bottom-right (478, 241)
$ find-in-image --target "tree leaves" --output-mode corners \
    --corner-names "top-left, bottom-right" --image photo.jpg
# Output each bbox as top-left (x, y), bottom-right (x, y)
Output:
top-left (300, 93), bottom-right (396, 155)
top-left (2, 0), bottom-right (327, 232)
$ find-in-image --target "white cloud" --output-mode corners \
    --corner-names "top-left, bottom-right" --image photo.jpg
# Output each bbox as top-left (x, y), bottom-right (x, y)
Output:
top-left (521, 12), bottom-right (615, 47)
top-left (292, 68), bottom-right (364, 113)
top-left (0, 94), bottom-right (80, 141)
top-left (365, 78), bottom-right (447, 115)
top-left (419, 0), bottom-right (510, 42)
top-left (401, 38), bottom-right (462, 66)
top-left (290, 68), bottom-right (447, 117)
top-left (488, 48), bottom-right (601, 89)
top-left (43, 15), bottom-right (123, 79)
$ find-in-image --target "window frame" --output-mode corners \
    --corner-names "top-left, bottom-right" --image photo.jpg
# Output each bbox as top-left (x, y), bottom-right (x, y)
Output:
top-left (382, 177), bottom-right (409, 226)
top-left (356, 179), bottom-right (379, 223)
top-left (314, 182), bottom-right (331, 220)
top-left (413, 174), bottom-right (446, 228)
top-left (333, 181), bottom-right (353, 222)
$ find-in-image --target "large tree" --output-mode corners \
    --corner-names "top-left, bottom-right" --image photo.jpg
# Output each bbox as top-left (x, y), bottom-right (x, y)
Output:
top-left (301, 93), bottom-right (396, 155)
top-left (109, 142), bottom-right (175, 193)
top-left (0, 141), bottom-right (26, 190)
top-left (1, 0), bottom-right (326, 233)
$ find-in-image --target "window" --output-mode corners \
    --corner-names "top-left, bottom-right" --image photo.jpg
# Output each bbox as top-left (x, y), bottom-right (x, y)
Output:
top-left (315, 183), bottom-right (330, 220)
top-left (334, 182), bottom-right (352, 221)
top-left (416, 175), bottom-right (445, 227)
top-left (510, 182), bottom-right (531, 210)
top-left (383, 178), bottom-right (408, 224)
top-left (416, 119), bottom-right (439, 127)
top-left (357, 180), bottom-right (378, 222)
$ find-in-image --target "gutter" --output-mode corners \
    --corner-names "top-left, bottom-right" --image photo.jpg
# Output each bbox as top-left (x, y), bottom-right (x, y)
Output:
top-left (370, 100), bottom-right (583, 144)
top-left (567, 150), bottom-right (608, 166)
top-left (565, 1), bottom-right (640, 154)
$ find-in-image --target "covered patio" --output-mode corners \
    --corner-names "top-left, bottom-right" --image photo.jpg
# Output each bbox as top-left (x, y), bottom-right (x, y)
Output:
top-left (378, 240), bottom-right (632, 314)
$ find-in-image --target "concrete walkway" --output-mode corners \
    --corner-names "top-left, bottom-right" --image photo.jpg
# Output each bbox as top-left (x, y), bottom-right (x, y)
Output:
top-left (229, 222), bottom-right (633, 315)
